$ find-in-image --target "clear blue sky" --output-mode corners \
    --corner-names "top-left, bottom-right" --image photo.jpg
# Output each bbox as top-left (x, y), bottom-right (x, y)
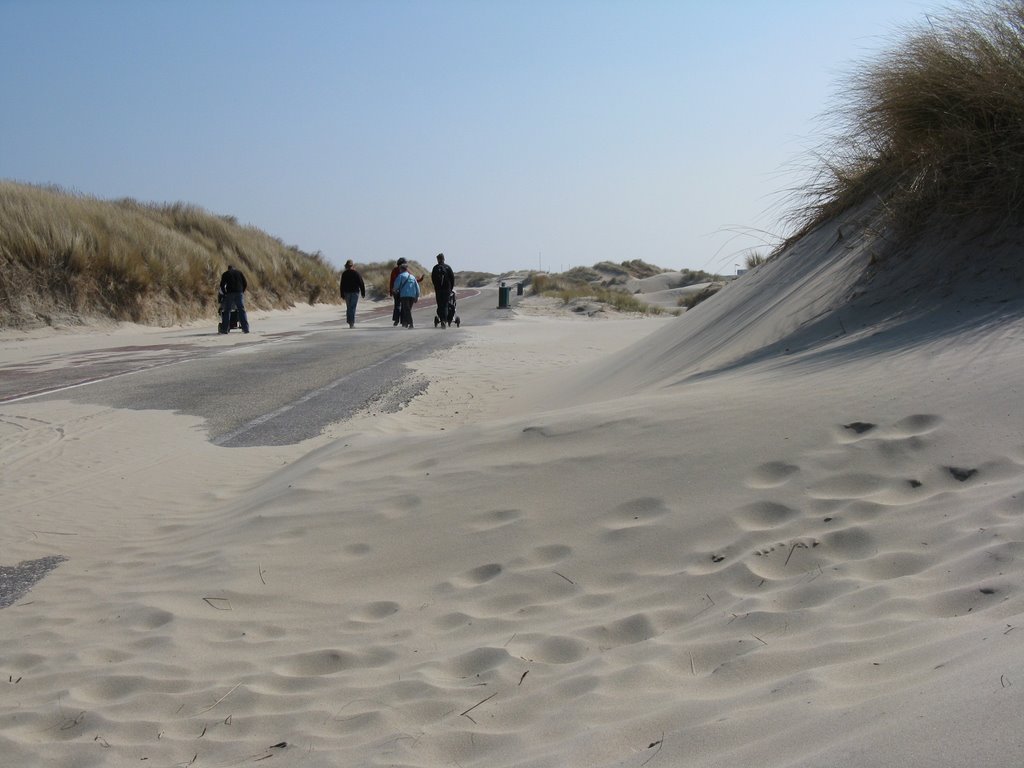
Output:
top-left (1, 0), bottom-right (950, 274)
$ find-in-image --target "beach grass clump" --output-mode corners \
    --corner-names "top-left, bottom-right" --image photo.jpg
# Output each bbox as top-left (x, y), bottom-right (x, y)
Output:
top-left (618, 259), bottom-right (664, 279)
top-left (678, 283), bottom-right (725, 310)
top-left (459, 270), bottom-right (498, 288)
top-left (0, 181), bottom-right (342, 327)
top-left (562, 266), bottom-right (603, 283)
top-left (673, 268), bottom-right (724, 287)
top-left (744, 251), bottom-right (767, 269)
top-left (791, 1), bottom-right (1024, 239)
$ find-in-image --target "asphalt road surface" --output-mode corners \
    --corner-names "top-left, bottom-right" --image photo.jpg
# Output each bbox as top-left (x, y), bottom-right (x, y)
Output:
top-left (1, 286), bottom-right (517, 447)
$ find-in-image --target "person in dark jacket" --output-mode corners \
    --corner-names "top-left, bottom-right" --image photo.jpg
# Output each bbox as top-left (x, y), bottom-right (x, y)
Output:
top-left (339, 259), bottom-right (366, 328)
top-left (219, 265), bottom-right (250, 334)
top-left (430, 253), bottom-right (456, 328)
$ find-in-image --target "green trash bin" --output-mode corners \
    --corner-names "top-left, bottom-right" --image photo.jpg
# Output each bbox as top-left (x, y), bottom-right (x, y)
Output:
top-left (498, 283), bottom-right (511, 308)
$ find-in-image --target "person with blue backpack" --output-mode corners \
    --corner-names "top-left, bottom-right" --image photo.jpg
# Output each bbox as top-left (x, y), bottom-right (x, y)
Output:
top-left (393, 261), bottom-right (421, 328)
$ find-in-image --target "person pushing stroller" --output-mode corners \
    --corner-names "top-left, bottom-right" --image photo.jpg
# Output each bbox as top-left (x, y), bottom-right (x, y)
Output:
top-left (431, 253), bottom-right (456, 328)
top-left (433, 288), bottom-right (460, 328)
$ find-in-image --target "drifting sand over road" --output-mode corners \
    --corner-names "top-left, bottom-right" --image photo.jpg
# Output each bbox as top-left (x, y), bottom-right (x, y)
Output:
top-left (2, 212), bottom-right (1024, 766)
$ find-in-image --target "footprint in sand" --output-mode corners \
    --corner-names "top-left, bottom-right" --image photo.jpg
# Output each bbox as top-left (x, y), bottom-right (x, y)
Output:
top-left (744, 461), bottom-right (801, 489)
top-left (348, 601), bottom-right (400, 621)
top-left (530, 544), bottom-right (573, 565)
top-left (274, 646), bottom-right (396, 676)
top-left (449, 563), bottom-right (503, 588)
top-left (603, 497), bottom-right (672, 525)
top-left (733, 500), bottom-right (801, 530)
top-left (445, 646), bottom-right (513, 677)
top-left (376, 493), bottom-right (422, 519)
top-left (819, 525), bottom-right (877, 559)
top-left (513, 634), bottom-right (589, 664)
top-left (725, 414), bottom-right (1024, 623)
top-left (581, 613), bottom-right (658, 650)
top-left (467, 508), bottom-right (523, 532)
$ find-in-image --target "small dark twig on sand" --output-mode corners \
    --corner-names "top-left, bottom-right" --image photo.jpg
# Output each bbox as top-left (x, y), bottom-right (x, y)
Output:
top-left (694, 593), bottom-right (716, 618)
top-left (785, 542), bottom-right (809, 566)
top-left (194, 683), bottom-right (240, 716)
top-left (640, 733), bottom-right (665, 766)
top-left (460, 692), bottom-right (498, 722)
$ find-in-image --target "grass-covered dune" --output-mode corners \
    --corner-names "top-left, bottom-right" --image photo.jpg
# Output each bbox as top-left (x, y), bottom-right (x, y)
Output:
top-left (526, 261), bottom-right (725, 315)
top-left (0, 182), bottom-right (344, 329)
top-left (788, 0), bottom-right (1024, 249)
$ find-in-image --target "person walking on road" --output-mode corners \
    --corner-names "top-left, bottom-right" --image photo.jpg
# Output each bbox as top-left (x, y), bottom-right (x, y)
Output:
top-left (339, 259), bottom-right (366, 328)
top-left (431, 252), bottom-right (456, 328)
top-left (219, 264), bottom-right (250, 334)
top-left (389, 258), bottom-right (424, 326)
top-left (393, 261), bottom-right (420, 328)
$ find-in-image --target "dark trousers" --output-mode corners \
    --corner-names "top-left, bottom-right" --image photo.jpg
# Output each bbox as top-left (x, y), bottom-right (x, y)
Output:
top-left (400, 297), bottom-right (416, 328)
top-left (221, 292), bottom-right (249, 333)
top-left (344, 292), bottom-right (359, 326)
top-left (392, 295), bottom-right (402, 324)
top-left (435, 290), bottom-right (451, 324)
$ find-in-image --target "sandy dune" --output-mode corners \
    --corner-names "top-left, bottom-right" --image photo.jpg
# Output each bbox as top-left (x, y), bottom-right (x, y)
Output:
top-left (2, 213), bottom-right (1024, 767)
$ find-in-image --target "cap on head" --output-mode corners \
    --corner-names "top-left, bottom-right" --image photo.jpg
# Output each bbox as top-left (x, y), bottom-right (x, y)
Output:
top-left (436, 253), bottom-right (445, 262)
top-left (397, 257), bottom-right (407, 265)
top-left (345, 259), bottom-right (353, 268)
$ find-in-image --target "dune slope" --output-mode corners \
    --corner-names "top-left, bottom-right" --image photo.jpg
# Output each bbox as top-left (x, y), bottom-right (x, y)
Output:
top-left (1, 213), bottom-right (1024, 767)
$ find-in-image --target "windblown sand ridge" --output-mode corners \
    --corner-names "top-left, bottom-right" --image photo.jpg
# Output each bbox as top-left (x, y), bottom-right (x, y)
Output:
top-left (2, 213), bottom-right (1024, 766)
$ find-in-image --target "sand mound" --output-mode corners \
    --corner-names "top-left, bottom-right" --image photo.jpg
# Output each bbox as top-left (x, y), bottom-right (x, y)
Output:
top-left (2, 211), bottom-right (1023, 767)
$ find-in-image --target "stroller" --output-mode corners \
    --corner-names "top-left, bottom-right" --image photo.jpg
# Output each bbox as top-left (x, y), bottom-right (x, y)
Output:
top-left (434, 290), bottom-right (461, 328)
top-left (217, 288), bottom-right (239, 333)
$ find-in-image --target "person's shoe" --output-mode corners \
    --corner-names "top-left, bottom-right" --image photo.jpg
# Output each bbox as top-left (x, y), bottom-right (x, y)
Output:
top-left (394, 321), bottom-right (399, 326)
top-left (348, 322), bottom-right (354, 328)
